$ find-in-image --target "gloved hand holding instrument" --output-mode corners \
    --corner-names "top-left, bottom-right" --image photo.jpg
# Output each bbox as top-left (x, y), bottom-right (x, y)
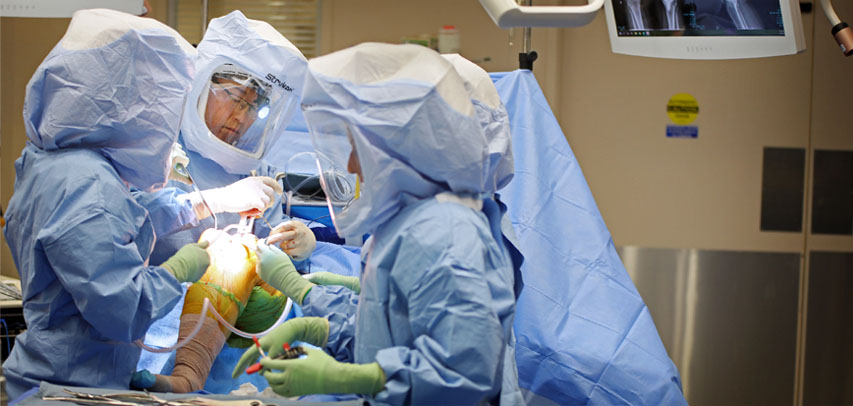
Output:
top-left (170, 145), bottom-right (282, 220)
top-left (232, 317), bottom-right (329, 378)
top-left (266, 220), bottom-right (316, 261)
top-left (244, 337), bottom-right (306, 375)
top-left (232, 317), bottom-right (385, 397)
top-left (181, 176), bottom-right (283, 219)
top-left (261, 346), bottom-right (385, 397)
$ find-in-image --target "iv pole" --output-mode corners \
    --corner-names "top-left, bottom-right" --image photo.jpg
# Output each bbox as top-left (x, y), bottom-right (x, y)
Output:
top-left (519, 0), bottom-right (538, 70)
top-left (479, 0), bottom-right (604, 70)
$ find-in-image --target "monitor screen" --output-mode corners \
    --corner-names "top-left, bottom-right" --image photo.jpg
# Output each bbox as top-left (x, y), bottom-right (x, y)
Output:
top-left (604, 0), bottom-right (805, 59)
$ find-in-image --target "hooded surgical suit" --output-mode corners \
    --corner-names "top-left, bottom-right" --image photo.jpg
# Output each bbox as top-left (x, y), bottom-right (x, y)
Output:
top-left (145, 10), bottom-right (310, 267)
top-left (441, 53), bottom-right (514, 196)
top-left (441, 52), bottom-right (524, 282)
top-left (2, 9), bottom-right (195, 400)
top-left (297, 43), bottom-right (524, 405)
top-left (130, 11), bottom-right (313, 393)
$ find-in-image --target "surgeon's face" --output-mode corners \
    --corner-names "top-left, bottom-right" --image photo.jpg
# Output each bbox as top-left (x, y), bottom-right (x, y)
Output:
top-left (346, 130), bottom-right (363, 179)
top-left (205, 79), bottom-right (260, 145)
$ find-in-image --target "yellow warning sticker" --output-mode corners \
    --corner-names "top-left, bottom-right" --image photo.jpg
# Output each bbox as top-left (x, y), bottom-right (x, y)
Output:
top-left (666, 93), bottom-right (699, 125)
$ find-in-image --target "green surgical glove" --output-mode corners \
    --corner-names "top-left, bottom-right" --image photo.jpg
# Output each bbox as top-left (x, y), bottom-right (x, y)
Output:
top-left (232, 317), bottom-right (330, 379)
top-left (257, 243), bottom-right (314, 304)
top-left (261, 347), bottom-right (386, 397)
top-left (305, 272), bottom-right (361, 294)
top-left (160, 241), bottom-right (210, 283)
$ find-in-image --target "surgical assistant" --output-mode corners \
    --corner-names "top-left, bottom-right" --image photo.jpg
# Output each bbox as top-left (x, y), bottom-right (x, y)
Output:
top-left (305, 52), bottom-right (525, 303)
top-left (234, 43), bottom-right (525, 405)
top-left (1, 10), bottom-right (206, 400)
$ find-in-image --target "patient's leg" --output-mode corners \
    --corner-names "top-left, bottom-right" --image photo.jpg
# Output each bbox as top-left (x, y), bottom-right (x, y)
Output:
top-left (145, 313), bottom-right (226, 392)
top-left (133, 231), bottom-right (260, 392)
top-left (132, 281), bottom-right (244, 393)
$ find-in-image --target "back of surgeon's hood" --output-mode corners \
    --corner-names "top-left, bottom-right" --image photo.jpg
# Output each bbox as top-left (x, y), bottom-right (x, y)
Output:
top-left (23, 9), bottom-right (195, 192)
top-left (180, 10), bottom-right (308, 175)
top-left (442, 53), bottom-right (514, 194)
top-left (303, 43), bottom-right (490, 238)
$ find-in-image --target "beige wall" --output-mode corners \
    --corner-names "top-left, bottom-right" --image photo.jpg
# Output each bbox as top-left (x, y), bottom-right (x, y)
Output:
top-left (806, 0), bottom-right (853, 254)
top-left (318, 0), bottom-right (563, 109)
top-left (559, 12), bottom-right (815, 253)
top-left (1, 18), bottom-right (70, 277)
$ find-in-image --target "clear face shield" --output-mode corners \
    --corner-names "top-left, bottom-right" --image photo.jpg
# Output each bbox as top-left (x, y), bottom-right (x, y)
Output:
top-left (307, 112), bottom-right (361, 236)
top-left (198, 64), bottom-right (290, 158)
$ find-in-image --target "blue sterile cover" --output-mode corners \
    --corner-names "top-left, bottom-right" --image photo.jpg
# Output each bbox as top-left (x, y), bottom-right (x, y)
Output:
top-left (491, 70), bottom-right (686, 405)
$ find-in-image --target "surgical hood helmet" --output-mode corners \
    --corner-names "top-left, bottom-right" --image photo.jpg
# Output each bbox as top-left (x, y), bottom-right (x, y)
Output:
top-left (442, 53), bottom-right (514, 193)
top-left (181, 10), bottom-right (307, 175)
top-left (303, 43), bottom-right (490, 239)
top-left (23, 8), bottom-right (195, 192)
top-left (197, 64), bottom-right (275, 152)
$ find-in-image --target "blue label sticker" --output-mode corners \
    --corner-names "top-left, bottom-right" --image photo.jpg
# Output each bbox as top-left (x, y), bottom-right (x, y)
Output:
top-left (666, 125), bottom-right (698, 138)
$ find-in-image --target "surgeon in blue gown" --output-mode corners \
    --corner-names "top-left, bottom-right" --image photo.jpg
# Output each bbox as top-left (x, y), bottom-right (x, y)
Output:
top-left (298, 53), bottom-right (525, 304)
top-left (1, 10), bottom-right (211, 400)
top-left (131, 11), bottom-right (325, 394)
top-left (145, 10), bottom-right (315, 268)
top-left (232, 43), bottom-right (525, 405)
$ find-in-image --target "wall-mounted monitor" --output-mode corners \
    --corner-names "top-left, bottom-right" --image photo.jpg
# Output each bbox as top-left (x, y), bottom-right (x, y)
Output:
top-left (604, 0), bottom-right (806, 59)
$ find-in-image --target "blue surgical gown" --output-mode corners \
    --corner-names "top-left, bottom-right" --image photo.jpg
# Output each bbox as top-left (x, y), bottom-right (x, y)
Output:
top-left (301, 197), bottom-right (524, 405)
top-left (2, 145), bottom-right (184, 400)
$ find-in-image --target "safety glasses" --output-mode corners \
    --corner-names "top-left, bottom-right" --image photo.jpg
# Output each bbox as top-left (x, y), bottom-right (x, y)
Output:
top-left (210, 83), bottom-right (263, 114)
